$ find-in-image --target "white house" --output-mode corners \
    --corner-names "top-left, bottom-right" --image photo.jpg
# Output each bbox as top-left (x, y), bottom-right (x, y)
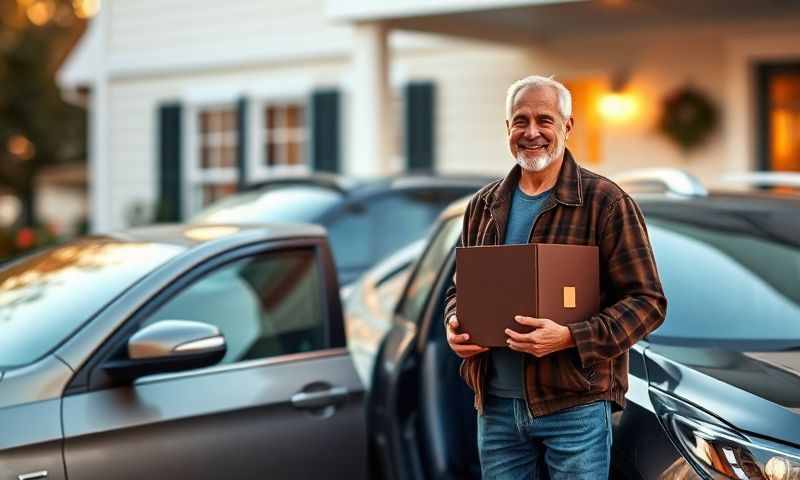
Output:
top-left (58, 0), bottom-right (800, 232)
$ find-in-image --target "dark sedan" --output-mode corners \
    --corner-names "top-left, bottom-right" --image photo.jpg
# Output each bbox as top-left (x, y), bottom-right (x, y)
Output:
top-left (190, 173), bottom-right (493, 285)
top-left (0, 224), bottom-right (370, 480)
top-left (366, 175), bottom-right (800, 479)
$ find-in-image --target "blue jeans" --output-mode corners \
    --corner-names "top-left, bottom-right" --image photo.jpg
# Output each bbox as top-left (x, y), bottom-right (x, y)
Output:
top-left (477, 394), bottom-right (613, 480)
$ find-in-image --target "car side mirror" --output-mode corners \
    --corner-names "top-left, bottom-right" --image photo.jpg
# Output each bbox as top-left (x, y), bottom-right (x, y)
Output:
top-left (103, 320), bottom-right (227, 381)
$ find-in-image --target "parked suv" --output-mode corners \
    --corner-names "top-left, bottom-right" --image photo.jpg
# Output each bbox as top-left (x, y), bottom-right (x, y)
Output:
top-left (190, 173), bottom-right (494, 285)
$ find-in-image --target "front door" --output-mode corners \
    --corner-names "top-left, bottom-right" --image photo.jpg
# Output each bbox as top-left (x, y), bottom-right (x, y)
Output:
top-left (61, 246), bottom-right (367, 479)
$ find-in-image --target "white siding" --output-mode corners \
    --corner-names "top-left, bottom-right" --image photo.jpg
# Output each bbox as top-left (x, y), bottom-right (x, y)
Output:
top-left (106, 0), bottom-right (351, 76)
top-left (103, 0), bottom-right (451, 79)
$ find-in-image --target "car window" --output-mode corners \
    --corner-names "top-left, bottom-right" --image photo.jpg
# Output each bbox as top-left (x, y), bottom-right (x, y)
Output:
top-left (0, 239), bottom-right (185, 369)
top-left (327, 190), bottom-right (463, 274)
top-left (645, 210), bottom-right (800, 349)
top-left (327, 204), bottom-right (371, 273)
top-left (397, 216), bottom-right (463, 323)
top-left (371, 190), bottom-right (461, 261)
top-left (190, 185), bottom-right (342, 224)
top-left (141, 249), bottom-right (325, 364)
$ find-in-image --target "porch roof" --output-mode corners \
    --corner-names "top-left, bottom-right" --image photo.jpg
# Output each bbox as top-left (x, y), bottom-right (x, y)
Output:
top-left (327, 0), bottom-right (800, 45)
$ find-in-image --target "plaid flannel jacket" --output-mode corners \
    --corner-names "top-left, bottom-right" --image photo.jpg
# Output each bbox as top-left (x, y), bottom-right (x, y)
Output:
top-left (443, 148), bottom-right (668, 416)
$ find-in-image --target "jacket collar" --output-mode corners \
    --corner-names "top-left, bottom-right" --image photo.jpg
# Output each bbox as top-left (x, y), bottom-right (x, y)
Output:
top-left (481, 147), bottom-right (584, 208)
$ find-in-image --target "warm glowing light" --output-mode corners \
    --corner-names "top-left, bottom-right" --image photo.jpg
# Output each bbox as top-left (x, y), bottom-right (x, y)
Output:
top-left (0, 195), bottom-right (21, 227)
top-left (73, 0), bottom-right (100, 18)
top-left (771, 110), bottom-right (794, 160)
top-left (183, 226), bottom-right (240, 241)
top-left (26, 0), bottom-right (55, 25)
top-left (597, 93), bottom-right (638, 122)
top-left (7, 134), bottom-right (35, 160)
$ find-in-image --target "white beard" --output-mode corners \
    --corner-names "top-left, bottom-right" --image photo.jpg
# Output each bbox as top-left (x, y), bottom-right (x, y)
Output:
top-left (515, 141), bottom-right (564, 172)
top-left (516, 151), bottom-right (552, 172)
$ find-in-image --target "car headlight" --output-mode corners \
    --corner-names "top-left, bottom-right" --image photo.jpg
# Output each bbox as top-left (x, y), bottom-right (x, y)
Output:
top-left (665, 411), bottom-right (800, 480)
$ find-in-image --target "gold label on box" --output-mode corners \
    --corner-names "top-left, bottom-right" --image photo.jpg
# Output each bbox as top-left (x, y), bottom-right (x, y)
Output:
top-left (563, 286), bottom-right (576, 308)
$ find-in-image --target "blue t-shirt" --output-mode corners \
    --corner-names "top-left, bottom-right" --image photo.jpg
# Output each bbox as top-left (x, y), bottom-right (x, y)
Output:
top-left (487, 183), bottom-right (553, 399)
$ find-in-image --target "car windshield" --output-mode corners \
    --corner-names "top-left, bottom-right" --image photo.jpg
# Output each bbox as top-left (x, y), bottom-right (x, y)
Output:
top-left (190, 185), bottom-right (343, 224)
top-left (0, 238), bottom-right (185, 369)
top-left (643, 199), bottom-right (800, 350)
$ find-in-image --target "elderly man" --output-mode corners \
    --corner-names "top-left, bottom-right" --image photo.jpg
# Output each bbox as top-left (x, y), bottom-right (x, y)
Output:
top-left (443, 75), bottom-right (667, 480)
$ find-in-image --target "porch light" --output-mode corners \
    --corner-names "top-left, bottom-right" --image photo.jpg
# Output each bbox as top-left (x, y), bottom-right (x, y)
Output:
top-left (598, 93), bottom-right (638, 122)
top-left (25, 0), bottom-right (55, 26)
top-left (73, 0), bottom-right (100, 18)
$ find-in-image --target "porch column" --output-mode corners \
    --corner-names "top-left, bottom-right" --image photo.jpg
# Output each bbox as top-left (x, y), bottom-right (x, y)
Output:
top-left (89, 0), bottom-right (111, 232)
top-left (350, 22), bottom-right (393, 176)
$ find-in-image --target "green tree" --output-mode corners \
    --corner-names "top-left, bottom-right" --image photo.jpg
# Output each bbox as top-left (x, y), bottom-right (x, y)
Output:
top-left (0, 0), bottom-right (87, 227)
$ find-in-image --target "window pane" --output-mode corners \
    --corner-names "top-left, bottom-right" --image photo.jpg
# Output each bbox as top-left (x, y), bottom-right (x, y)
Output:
top-left (141, 249), bottom-right (325, 364)
top-left (210, 144), bottom-right (221, 169)
top-left (265, 106), bottom-right (276, 130)
top-left (223, 110), bottom-right (237, 132)
top-left (221, 145), bottom-right (237, 168)
top-left (287, 141), bottom-right (301, 165)
top-left (286, 105), bottom-right (303, 128)
top-left (274, 143), bottom-right (285, 166)
top-left (199, 111), bottom-right (211, 133)
top-left (201, 146), bottom-right (211, 169)
top-left (266, 142), bottom-right (275, 166)
top-left (209, 110), bottom-right (221, 131)
top-left (398, 217), bottom-right (462, 322)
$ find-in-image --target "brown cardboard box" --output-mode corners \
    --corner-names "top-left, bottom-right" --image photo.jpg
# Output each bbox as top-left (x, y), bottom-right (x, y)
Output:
top-left (455, 243), bottom-right (599, 347)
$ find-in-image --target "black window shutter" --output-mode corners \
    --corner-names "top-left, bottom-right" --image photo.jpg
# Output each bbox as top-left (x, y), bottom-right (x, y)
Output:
top-left (311, 89), bottom-right (340, 173)
top-left (405, 81), bottom-right (435, 172)
top-left (236, 97), bottom-right (248, 190)
top-left (157, 103), bottom-right (182, 222)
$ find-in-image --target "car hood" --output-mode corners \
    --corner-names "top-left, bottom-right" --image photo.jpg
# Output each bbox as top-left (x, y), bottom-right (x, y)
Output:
top-left (646, 343), bottom-right (800, 446)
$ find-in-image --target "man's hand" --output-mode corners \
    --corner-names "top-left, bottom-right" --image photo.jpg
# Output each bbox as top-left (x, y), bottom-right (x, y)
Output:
top-left (505, 315), bottom-right (575, 357)
top-left (446, 315), bottom-right (489, 358)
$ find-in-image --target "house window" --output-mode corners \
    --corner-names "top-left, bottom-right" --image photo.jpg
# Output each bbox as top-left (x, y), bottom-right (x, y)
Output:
top-left (195, 106), bottom-right (238, 208)
top-left (264, 103), bottom-right (307, 168)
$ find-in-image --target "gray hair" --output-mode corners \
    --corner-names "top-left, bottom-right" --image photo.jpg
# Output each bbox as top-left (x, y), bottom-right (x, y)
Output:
top-left (506, 75), bottom-right (572, 120)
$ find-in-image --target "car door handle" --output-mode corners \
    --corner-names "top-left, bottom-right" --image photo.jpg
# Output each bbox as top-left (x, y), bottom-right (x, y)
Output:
top-left (18, 472), bottom-right (48, 480)
top-left (291, 386), bottom-right (349, 409)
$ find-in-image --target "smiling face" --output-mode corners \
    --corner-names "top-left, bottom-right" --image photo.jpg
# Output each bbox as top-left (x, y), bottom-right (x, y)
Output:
top-left (506, 85), bottom-right (573, 172)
